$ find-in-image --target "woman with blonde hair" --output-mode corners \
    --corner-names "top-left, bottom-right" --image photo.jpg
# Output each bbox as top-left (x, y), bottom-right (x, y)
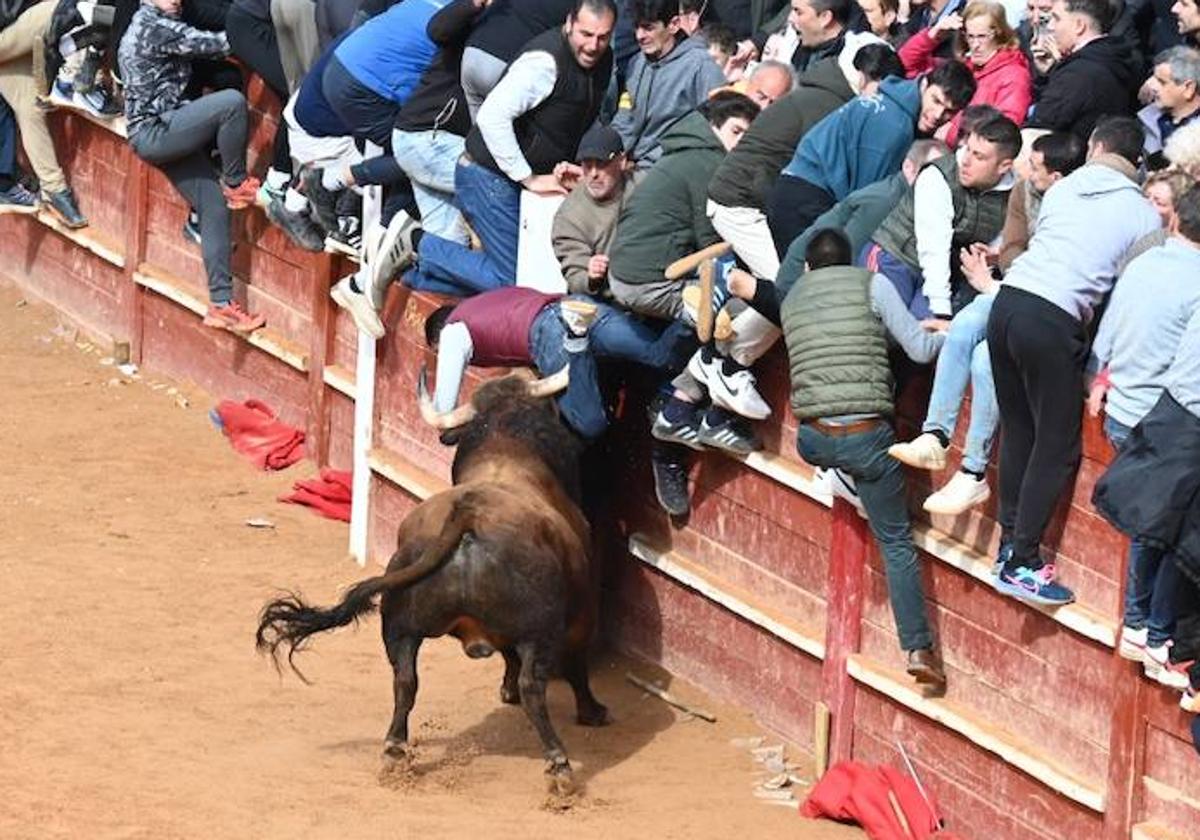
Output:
top-left (897, 0), bottom-right (1032, 145)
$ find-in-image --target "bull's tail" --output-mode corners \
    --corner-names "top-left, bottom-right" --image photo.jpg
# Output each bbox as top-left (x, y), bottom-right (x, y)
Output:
top-left (255, 497), bottom-right (478, 679)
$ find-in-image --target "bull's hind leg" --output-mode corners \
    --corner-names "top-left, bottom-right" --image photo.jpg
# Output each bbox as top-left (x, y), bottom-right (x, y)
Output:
top-left (500, 647), bottom-right (521, 705)
top-left (382, 631), bottom-right (422, 764)
top-left (515, 640), bottom-right (575, 795)
top-left (564, 651), bottom-right (611, 727)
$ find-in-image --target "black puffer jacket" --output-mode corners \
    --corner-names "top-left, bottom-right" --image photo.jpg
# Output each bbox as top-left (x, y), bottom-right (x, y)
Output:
top-left (1026, 36), bottom-right (1139, 141)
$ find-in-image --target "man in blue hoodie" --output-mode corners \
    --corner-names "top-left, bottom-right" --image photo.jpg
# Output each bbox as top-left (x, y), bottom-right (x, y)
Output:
top-left (987, 116), bottom-right (1162, 607)
top-left (766, 59), bottom-right (976, 254)
top-left (610, 0), bottom-right (728, 172)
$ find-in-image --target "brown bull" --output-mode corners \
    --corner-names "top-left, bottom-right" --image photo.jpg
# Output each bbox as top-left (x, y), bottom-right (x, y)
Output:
top-left (255, 370), bottom-right (609, 794)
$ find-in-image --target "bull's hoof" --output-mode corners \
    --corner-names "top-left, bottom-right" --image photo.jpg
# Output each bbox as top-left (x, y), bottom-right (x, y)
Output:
top-left (500, 683), bottom-right (521, 705)
top-left (378, 741), bottom-right (417, 789)
top-left (545, 762), bottom-right (577, 798)
top-left (576, 702), bottom-right (612, 727)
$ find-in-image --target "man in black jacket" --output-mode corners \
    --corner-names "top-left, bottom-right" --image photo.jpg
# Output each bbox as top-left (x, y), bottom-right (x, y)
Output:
top-left (1027, 0), bottom-right (1139, 140)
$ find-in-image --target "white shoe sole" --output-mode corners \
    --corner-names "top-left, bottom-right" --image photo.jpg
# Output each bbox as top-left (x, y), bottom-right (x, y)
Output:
top-left (923, 482), bottom-right (990, 515)
top-left (330, 278), bottom-right (384, 339)
top-left (888, 441), bottom-right (948, 470)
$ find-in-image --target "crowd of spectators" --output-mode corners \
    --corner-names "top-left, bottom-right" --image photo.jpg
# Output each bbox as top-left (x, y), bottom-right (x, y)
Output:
top-left (1, 0), bottom-right (1197, 721)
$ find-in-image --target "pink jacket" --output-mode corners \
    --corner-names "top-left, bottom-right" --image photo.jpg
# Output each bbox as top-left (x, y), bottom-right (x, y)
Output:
top-left (898, 30), bottom-right (1033, 146)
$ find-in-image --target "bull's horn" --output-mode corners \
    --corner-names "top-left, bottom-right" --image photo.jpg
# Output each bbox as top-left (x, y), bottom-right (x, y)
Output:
top-left (525, 365), bottom-right (570, 398)
top-left (417, 365), bottom-right (478, 430)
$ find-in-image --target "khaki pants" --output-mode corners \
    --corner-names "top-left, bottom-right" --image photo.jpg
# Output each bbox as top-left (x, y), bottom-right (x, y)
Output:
top-left (0, 2), bottom-right (66, 194)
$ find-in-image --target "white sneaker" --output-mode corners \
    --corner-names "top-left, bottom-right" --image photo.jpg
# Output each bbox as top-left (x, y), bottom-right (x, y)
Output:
top-left (923, 470), bottom-right (990, 515)
top-left (815, 467), bottom-right (867, 520)
top-left (560, 299), bottom-right (597, 336)
top-left (370, 211), bottom-right (419, 307)
top-left (691, 351), bottom-right (769, 419)
top-left (1182, 687), bottom-right (1200, 712)
top-left (888, 432), bottom-right (949, 470)
top-left (1144, 642), bottom-right (1191, 690)
top-left (330, 275), bottom-right (384, 339)
top-left (1118, 625), bottom-right (1149, 662)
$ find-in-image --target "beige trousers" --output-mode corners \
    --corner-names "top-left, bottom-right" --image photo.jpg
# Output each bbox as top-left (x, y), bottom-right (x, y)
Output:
top-left (0, 2), bottom-right (66, 194)
top-left (271, 0), bottom-right (319, 92)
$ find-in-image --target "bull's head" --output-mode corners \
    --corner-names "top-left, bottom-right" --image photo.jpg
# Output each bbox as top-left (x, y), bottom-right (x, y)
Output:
top-left (417, 365), bottom-right (570, 432)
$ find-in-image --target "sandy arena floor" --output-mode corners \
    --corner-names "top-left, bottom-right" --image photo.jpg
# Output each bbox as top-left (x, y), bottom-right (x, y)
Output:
top-left (0, 280), bottom-right (864, 840)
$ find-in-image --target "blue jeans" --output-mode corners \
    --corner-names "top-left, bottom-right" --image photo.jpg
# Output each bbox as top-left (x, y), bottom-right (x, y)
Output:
top-left (529, 307), bottom-right (607, 440)
top-left (797, 421), bottom-right (934, 652)
top-left (924, 294), bottom-right (998, 474)
top-left (590, 304), bottom-right (696, 372)
top-left (390, 128), bottom-right (468, 243)
top-left (1105, 415), bottom-right (1177, 645)
top-left (862, 244), bottom-right (934, 320)
top-left (406, 161), bottom-right (519, 296)
top-left (0, 96), bottom-right (15, 182)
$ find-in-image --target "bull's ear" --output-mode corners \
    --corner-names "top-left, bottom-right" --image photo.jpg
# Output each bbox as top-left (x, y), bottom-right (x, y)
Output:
top-left (439, 428), bottom-right (463, 447)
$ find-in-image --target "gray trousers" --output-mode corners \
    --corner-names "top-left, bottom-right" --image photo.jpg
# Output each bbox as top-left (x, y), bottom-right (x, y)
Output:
top-left (130, 90), bottom-right (251, 305)
top-left (460, 47), bottom-right (508, 119)
top-left (271, 0), bottom-right (320, 92)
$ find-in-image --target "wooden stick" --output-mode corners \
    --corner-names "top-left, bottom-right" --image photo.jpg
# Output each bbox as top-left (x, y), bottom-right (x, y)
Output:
top-left (888, 789), bottom-right (915, 840)
top-left (625, 672), bottom-right (717, 722)
top-left (813, 701), bottom-right (831, 779)
top-left (664, 241), bottom-right (731, 280)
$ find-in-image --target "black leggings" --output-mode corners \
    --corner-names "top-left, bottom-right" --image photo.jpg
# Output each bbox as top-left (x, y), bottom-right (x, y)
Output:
top-left (987, 285), bottom-right (1088, 567)
top-left (226, 4), bottom-right (292, 176)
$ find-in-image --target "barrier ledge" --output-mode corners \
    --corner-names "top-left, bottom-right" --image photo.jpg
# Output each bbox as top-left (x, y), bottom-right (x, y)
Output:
top-left (847, 652), bottom-right (1107, 813)
top-left (323, 363), bottom-right (356, 400)
top-left (51, 100), bottom-right (129, 139)
top-left (912, 524), bottom-right (1118, 649)
top-left (731, 449), bottom-right (832, 508)
top-left (366, 446), bottom-right (448, 501)
top-left (35, 210), bottom-right (125, 268)
top-left (1143, 776), bottom-right (1200, 816)
top-left (132, 265), bottom-right (309, 373)
top-left (1132, 822), bottom-right (1195, 840)
top-left (628, 534), bottom-right (827, 661)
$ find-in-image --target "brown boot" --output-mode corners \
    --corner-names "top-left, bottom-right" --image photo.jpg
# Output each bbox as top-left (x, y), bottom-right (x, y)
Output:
top-left (906, 648), bottom-right (947, 689)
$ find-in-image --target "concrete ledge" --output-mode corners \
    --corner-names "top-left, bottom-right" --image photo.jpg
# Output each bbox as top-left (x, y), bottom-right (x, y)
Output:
top-left (628, 534), bottom-right (826, 661)
top-left (133, 265), bottom-right (309, 373)
top-left (35, 210), bottom-right (125, 268)
top-left (323, 363), bottom-right (356, 399)
top-left (912, 525), bottom-right (1118, 649)
top-left (366, 446), bottom-right (447, 500)
top-left (733, 449), bottom-right (832, 508)
top-left (1132, 822), bottom-right (1196, 840)
top-left (847, 653), bottom-right (1107, 813)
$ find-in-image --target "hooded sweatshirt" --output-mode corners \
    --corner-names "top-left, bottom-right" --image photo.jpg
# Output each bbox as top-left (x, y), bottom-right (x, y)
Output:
top-left (1026, 36), bottom-right (1137, 141)
top-left (782, 76), bottom-right (921, 202)
top-left (1004, 154), bottom-right (1161, 323)
top-left (611, 34), bottom-right (728, 170)
top-left (899, 32), bottom-right (1031, 146)
top-left (609, 111), bottom-right (726, 285)
top-left (707, 57), bottom-right (855, 210)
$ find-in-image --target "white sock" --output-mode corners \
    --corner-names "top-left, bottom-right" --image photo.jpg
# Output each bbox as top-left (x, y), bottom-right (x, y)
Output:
top-left (284, 187), bottom-right (308, 214)
top-left (77, 2), bottom-right (97, 24)
top-left (320, 168), bottom-right (342, 192)
top-left (265, 168), bottom-right (290, 191)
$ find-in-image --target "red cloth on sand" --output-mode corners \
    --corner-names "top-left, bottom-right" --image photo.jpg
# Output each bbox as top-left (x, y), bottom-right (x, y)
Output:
top-left (801, 760), bottom-right (943, 840)
top-left (280, 469), bottom-right (352, 522)
top-left (215, 399), bottom-right (306, 470)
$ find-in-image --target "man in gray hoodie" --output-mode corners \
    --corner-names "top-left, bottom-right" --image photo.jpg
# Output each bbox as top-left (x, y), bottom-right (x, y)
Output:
top-left (987, 116), bottom-right (1162, 607)
top-left (610, 0), bottom-right (727, 172)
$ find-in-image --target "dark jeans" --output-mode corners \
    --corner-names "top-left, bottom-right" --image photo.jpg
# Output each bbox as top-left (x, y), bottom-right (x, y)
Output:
top-left (987, 285), bottom-right (1087, 566)
top-left (863, 243), bottom-right (934, 320)
top-left (766, 175), bottom-right (834, 258)
top-left (130, 89), bottom-right (250, 305)
top-left (529, 307), bottom-right (607, 440)
top-left (0, 96), bottom-right (15, 187)
top-left (226, 3), bottom-right (292, 176)
top-left (796, 420), bottom-right (934, 652)
top-left (1106, 415), bottom-right (1178, 644)
top-left (321, 54), bottom-right (397, 149)
top-left (406, 161), bottom-right (520, 296)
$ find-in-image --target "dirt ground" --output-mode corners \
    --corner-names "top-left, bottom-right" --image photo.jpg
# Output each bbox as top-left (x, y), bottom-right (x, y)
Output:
top-left (0, 280), bottom-right (865, 840)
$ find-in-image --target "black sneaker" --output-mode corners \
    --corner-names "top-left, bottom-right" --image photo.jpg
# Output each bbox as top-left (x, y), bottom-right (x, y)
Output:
top-left (42, 187), bottom-right (86, 228)
top-left (327, 215), bottom-right (362, 259)
top-left (652, 452), bottom-right (691, 517)
top-left (182, 211), bottom-right (201, 246)
top-left (300, 167), bottom-right (338, 234)
top-left (651, 409), bottom-right (704, 451)
top-left (267, 195), bottom-right (325, 251)
top-left (697, 414), bottom-right (761, 455)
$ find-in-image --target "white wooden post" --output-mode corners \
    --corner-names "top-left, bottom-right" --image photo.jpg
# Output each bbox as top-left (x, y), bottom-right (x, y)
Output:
top-left (348, 143), bottom-right (383, 567)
